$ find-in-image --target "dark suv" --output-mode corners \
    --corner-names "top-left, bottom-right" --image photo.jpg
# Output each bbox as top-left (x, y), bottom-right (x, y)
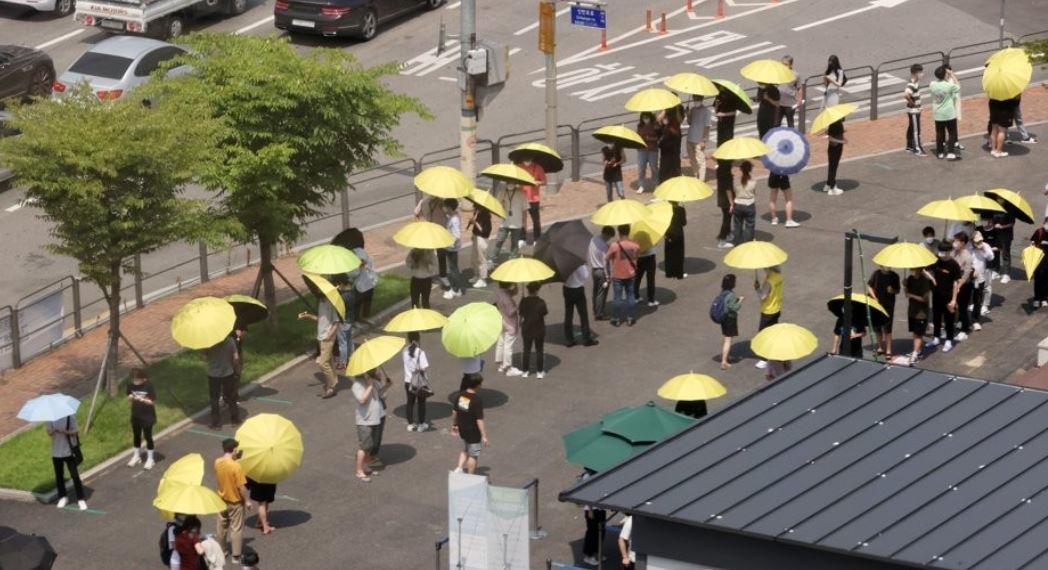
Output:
top-left (0, 46), bottom-right (55, 106)
top-left (275, 0), bottom-right (442, 41)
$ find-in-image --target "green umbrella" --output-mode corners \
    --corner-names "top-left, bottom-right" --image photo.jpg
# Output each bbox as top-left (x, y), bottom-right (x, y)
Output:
top-left (600, 401), bottom-right (694, 444)
top-left (296, 244), bottom-right (361, 275)
top-left (712, 78), bottom-right (753, 114)
top-left (563, 423), bottom-right (651, 473)
top-left (441, 302), bottom-right (502, 357)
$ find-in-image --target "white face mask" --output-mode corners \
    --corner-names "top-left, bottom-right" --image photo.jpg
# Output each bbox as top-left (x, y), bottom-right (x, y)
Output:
top-left (925, 237), bottom-right (935, 244)
top-left (1043, 224), bottom-right (1048, 230)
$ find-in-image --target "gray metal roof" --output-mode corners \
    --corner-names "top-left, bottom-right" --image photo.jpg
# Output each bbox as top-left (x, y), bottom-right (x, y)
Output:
top-left (561, 355), bottom-right (1048, 569)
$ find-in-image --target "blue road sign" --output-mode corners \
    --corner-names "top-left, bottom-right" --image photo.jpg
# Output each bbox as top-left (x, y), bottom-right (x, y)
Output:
top-left (570, 5), bottom-right (606, 29)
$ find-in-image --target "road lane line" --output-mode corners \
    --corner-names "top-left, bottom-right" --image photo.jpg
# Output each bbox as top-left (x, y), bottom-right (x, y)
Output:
top-left (4, 204), bottom-right (21, 213)
top-left (438, 76), bottom-right (456, 81)
top-left (514, 6), bottom-right (570, 36)
top-left (35, 29), bottom-right (85, 51)
top-left (235, 15), bottom-right (274, 35)
top-left (256, 396), bottom-right (294, 404)
top-left (792, 0), bottom-right (910, 32)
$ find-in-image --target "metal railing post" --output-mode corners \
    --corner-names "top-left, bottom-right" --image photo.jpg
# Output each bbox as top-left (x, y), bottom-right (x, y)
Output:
top-left (870, 71), bottom-right (879, 121)
top-left (72, 277), bottom-right (83, 337)
top-left (570, 127), bottom-right (581, 182)
top-left (528, 478), bottom-right (547, 539)
top-left (491, 140), bottom-right (501, 164)
top-left (435, 537), bottom-right (448, 570)
top-left (341, 185), bottom-right (352, 230)
top-left (133, 254), bottom-right (144, 309)
top-left (10, 308), bottom-right (21, 368)
top-left (198, 242), bottom-right (209, 284)
top-left (798, 78), bottom-right (809, 133)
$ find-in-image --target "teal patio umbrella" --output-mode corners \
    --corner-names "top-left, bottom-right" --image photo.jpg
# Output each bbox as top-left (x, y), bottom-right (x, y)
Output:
top-left (563, 401), bottom-right (694, 472)
top-left (563, 423), bottom-right (651, 473)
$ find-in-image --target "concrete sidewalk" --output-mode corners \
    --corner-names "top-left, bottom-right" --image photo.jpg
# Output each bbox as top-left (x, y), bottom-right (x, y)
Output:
top-left (1, 86), bottom-right (1046, 445)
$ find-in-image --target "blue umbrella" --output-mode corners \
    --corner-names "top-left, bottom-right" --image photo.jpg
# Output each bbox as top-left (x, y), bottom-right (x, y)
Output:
top-left (17, 393), bottom-right (80, 423)
top-left (760, 127), bottom-right (810, 175)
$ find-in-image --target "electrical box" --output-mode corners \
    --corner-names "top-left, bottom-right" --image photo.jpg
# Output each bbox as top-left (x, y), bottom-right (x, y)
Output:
top-left (475, 40), bottom-right (510, 87)
top-left (465, 48), bottom-right (487, 76)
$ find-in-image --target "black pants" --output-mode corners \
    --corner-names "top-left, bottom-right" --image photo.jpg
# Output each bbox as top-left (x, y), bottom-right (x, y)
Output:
top-left (718, 206), bottom-right (732, 240)
top-left (827, 142), bottom-right (844, 187)
top-left (905, 112), bottom-right (924, 152)
top-left (759, 311), bottom-right (780, 331)
top-left (931, 294), bottom-right (956, 341)
top-left (1036, 265), bottom-right (1048, 301)
top-left (132, 418), bottom-right (155, 450)
top-left (591, 268), bottom-right (609, 319)
top-left (53, 456), bottom-right (84, 500)
top-left (998, 235), bottom-right (1013, 277)
top-left (972, 282), bottom-right (986, 322)
top-left (779, 107), bottom-right (795, 128)
top-left (522, 334), bottom-right (545, 373)
top-left (634, 255), bottom-right (656, 303)
top-left (527, 203), bottom-right (541, 244)
top-left (437, 249), bottom-right (447, 279)
top-left (355, 288), bottom-right (374, 320)
top-left (404, 384), bottom-right (428, 425)
top-left (935, 119), bottom-right (958, 156)
top-left (563, 286), bottom-right (593, 342)
top-left (208, 374), bottom-right (240, 426)
top-left (410, 276), bottom-right (432, 308)
top-left (583, 508), bottom-right (607, 557)
top-left (956, 281), bottom-right (973, 332)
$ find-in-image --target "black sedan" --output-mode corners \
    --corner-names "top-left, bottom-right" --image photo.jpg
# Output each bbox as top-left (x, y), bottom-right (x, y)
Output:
top-left (275, 0), bottom-right (443, 41)
top-left (0, 46), bottom-right (55, 106)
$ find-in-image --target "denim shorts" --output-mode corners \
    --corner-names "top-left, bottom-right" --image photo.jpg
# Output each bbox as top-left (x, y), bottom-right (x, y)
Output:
top-left (463, 441), bottom-right (483, 458)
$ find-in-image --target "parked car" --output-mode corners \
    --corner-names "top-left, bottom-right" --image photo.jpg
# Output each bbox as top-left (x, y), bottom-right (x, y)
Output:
top-left (0, 45), bottom-right (55, 106)
top-left (54, 36), bottom-right (187, 101)
top-left (1, 0), bottom-right (75, 16)
top-left (275, 0), bottom-right (443, 41)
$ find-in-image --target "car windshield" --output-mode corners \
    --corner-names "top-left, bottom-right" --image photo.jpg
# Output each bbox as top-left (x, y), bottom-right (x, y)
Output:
top-left (68, 52), bottom-right (134, 80)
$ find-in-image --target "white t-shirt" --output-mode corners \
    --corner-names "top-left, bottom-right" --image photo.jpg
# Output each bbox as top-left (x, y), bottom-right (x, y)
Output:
top-left (49, 416), bottom-right (77, 458)
top-left (402, 346), bottom-right (429, 384)
top-left (565, 265), bottom-right (589, 289)
top-left (497, 186), bottom-right (526, 229)
top-left (686, 105), bottom-right (712, 144)
top-left (620, 516), bottom-right (636, 562)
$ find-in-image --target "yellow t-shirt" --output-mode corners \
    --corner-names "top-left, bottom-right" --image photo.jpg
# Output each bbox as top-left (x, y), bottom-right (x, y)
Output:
top-left (214, 456), bottom-right (246, 503)
top-left (761, 271), bottom-right (784, 315)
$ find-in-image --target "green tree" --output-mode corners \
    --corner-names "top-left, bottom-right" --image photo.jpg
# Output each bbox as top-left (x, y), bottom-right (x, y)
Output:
top-left (0, 88), bottom-right (221, 393)
top-left (144, 33), bottom-right (430, 319)
top-left (1023, 40), bottom-right (1048, 65)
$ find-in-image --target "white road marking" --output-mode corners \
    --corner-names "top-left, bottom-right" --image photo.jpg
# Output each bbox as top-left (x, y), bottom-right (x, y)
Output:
top-left (696, 42), bottom-right (787, 68)
top-left (513, 6), bottom-right (570, 36)
top-left (35, 29), bottom-right (85, 51)
top-left (445, 1), bottom-right (460, 9)
top-left (236, 15), bottom-right (274, 34)
top-left (4, 204), bottom-right (21, 213)
top-left (438, 76), bottom-right (457, 82)
top-left (792, 0), bottom-right (910, 32)
top-left (509, 47), bottom-right (522, 56)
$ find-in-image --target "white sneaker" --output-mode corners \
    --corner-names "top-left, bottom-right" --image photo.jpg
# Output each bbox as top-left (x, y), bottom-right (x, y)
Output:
top-left (981, 307), bottom-right (991, 315)
top-left (56, 497), bottom-right (68, 509)
top-left (583, 556), bottom-right (599, 566)
top-left (407, 423), bottom-right (416, 432)
top-left (1035, 301), bottom-right (1042, 308)
top-left (505, 367), bottom-right (524, 377)
top-left (927, 337), bottom-right (940, 347)
top-left (991, 271), bottom-right (1000, 280)
top-left (144, 457), bottom-right (155, 470)
top-left (1001, 275), bottom-right (1011, 284)
top-left (909, 351), bottom-right (919, 366)
top-left (770, 217), bottom-right (779, 225)
top-left (635, 188), bottom-right (645, 194)
top-left (497, 365), bottom-right (507, 374)
top-left (77, 500), bottom-right (87, 511)
top-left (967, 304), bottom-right (973, 312)
top-left (946, 153), bottom-right (958, 160)
top-left (755, 360), bottom-right (768, 369)
top-left (537, 371), bottom-right (546, 379)
top-left (454, 290), bottom-right (463, 298)
top-left (716, 240), bottom-right (730, 249)
top-left (785, 220), bottom-right (800, 228)
top-left (943, 340), bottom-right (954, 352)
top-left (647, 300), bottom-right (660, 307)
top-left (973, 323), bottom-right (982, 331)
top-left (127, 453), bottom-right (141, 468)
top-left (824, 184), bottom-right (832, 193)
top-left (830, 187), bottom-right (844, 196)
top-left (522, 371), bottom-right (530, 378)
top-left (723, 241), bottom-right (734, 249)
top-left (473, 279), bottom-right (487, 288)
top-left (955, 332), bottom-right (968, 341)
top-left (517, 240), bottom-right (526, 250)
top-left (417, 422), bottom-right (431, 432)
top-left (442, 290), bottom-right (455, 300)
top-left (453, 467), bottom-right (464, 474)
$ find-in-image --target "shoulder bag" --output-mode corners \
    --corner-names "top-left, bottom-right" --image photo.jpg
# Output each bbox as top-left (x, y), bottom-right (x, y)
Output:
top-left (65, 416), bottom-right (83, 466)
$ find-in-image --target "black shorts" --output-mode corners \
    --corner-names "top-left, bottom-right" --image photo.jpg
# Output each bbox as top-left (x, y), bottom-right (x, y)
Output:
top-left (758, 312), bottom-right (780, 331)
top-left (874, 306), bottom-right (894, 334)
top-left (989, 108), bottom-right (1014, 128)
top-left (768, 173), bottom-right (790, 190)
top-left (908, 317), bottom-right (927, 335)
top-left (721, 315), bottom-right (738, 337)
top-left (247, 480), bottom-right (276, 503)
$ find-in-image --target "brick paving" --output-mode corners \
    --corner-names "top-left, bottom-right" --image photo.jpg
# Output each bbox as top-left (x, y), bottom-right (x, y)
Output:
top-left (2, 86), bottom-right (1046, 439)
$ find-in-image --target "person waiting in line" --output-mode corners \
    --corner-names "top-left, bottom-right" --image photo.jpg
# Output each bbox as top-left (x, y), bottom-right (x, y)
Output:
top-left (756, 81), bottom-right (780, 138)
top-left (47, 413), bottom-right (86, 510)
top-left (731, 160), bottom-right (757, 244)
top-left (247, 477), bottom-right (277, 536)
top-left (173, 515), bottom-right (205, 570)
top-left (716, 273), bottom-right (743, 370)
top-left (634, 245), bottom-right (658, 308)
top-left (606, 225), bottom-right (641, 327)
top-left (685, 94), bottom-right (711, 181)
top-left (518, 282), bottom-right (549, 379)
top-left (403, 332), bottom-right (432, 432)
top-left (589, 226), bottom-right (614, 320)
top-left (405, 248), bottom-right (437, 309)
top-left (824, 118), bottom-right (847, 195)
top-left (664, 201), bottom-right (687, 280)
top-left (904, 266), bottom-right (934, 365)
top-left (452, 374), bottom-right (488, 475)
top-left (495, 282), bottom-right (524, 376)
top-left (515, 156), bottom-right (546, 245)
top-left (297, 297), bottom-right (338, 400)
top-left (657, 106), bottom-right (682, 182)
top-left (969, 231), bottom-right (995, 331)
top-left (350, 239), bottom-right (378, 324)
top-left (578, 469), bottom-right (607, 566)
top-left (442, 198), bottom-right (465, 300)
top-left (487, 182), bottom-right (526, 262)
top-left (867, 265), bottom-right (900, 360)
top-left (1030, 217), bottom-right (1048, 307)
top-left (601, 143), bottom-right (625, 202)
top-left (206, 331), bottom-right (241, 425)
top-left (467, 203), bottom-right (492, 288)
top-left (753, 266), bottom-right (784, 369)
top-left (563, 263), bottom-right (598, 348)
top-left (125, 367), bottom-right (157, 470)
top-left (635, 112), bottom-right (660, 193)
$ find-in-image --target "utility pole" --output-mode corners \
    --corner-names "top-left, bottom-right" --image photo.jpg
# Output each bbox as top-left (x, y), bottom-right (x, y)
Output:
top-left (539, 0), bottom-right (559, 192)
top-left (999, 0), bottom-right (1006, 48)
top-left (460, 0), bottom-right (478, 181)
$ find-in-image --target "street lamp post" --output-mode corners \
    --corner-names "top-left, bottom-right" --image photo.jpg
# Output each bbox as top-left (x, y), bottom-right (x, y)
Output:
top-left (460, 0), bottom-right (478, 181)
top-left (999, 0), bottom-right (1006, 48)
top-left (841, 229), bottom-right (897, 357)
top-left (540, 0), bottom-right (559, 192)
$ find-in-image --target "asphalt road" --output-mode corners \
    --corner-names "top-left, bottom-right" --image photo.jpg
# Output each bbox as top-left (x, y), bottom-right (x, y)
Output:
top-left (2, 130), bottom-right (1048, 569)
top-left (1, 1), bottom-right (1047, 333)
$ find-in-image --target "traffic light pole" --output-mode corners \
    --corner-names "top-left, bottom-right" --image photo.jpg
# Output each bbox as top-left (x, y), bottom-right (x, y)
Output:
top-left (541, 0), bottom-right (559, 193)
top-left (460, 0), bottom-right (477, 182)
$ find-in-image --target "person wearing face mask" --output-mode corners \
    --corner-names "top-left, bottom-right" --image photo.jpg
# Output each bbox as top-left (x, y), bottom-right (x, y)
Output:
top-left (929, 242), bottom-right (962, 353)
top-left (1030, 218), bottom-right (1048, 307)
top-left (969, 232), bottom-right (995, 331)
top-left (978, 218), bottom-right (999, 315)
top-left (921, 226), bottom-right (940, 255)
top-left (904, 266), bottom-right (934, 365)
top-left (951, 233), bottom-right (975, 340)
top-left (904, 63), bottom-right (928, 156)
top-left (993, 204), bottom-right (1015, 283)
top-left (214, 438), bottom-right (253, 563)
top-left (635, 112), bottom-right (661, 192)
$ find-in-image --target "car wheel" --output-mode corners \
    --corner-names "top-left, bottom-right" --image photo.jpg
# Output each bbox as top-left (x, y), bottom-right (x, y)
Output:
top-left (26, 66), bottom-right (54, 99)
top-left (55, 0), bottom-right (74, 16)
top-left (355, 8), bottom-right (377, 41)
top-left (424, 0), bottom-right (442, 10)
top-left (225, 0), bottom-right (247, 14)
top-left (163, 15), bottom-right (184, 38)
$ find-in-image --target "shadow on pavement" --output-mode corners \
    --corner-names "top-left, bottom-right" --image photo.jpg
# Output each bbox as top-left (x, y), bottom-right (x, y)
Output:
top-left (376, 443), bottom-right (417, 467)
top-left (659, 257), bottom-right (716, 277)
top-left (760, 210), bottom-right (813, 223)
top-left (442, 387), bottom-right (509, 409)
top-left (251, 509), bottom-right (312, 529)
top-left (808, 179), bottom-right (860, 192)
top-left (391, 401), bottom-right (454, 422)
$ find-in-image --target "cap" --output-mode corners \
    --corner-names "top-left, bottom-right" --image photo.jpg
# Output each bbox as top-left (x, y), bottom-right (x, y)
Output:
top-left (973, 231), bottom-right (984, 242)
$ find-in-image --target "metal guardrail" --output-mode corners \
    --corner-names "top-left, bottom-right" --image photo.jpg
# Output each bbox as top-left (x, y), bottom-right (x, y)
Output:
top-left (3, 31), bottom-right (1047, 370)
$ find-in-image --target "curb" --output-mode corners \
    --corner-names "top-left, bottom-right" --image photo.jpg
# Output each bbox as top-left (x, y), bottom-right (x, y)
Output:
top-left (0, 296), bottom-right (411, 504)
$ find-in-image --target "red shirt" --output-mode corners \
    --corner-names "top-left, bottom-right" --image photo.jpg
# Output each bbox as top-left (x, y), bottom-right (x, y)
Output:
top-left (606, 239), bottom-right (641, 280)
top-left (175, 533), bottom-right (200, 570)
top-left (516, 162), bottom-right (546, 204)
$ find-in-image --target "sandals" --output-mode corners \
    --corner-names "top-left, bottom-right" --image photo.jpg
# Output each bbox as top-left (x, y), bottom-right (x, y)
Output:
top-left (355, 473), bottom-right (371, 482)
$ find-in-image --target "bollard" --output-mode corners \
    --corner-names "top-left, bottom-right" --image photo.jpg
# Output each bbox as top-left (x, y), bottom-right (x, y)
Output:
top-left (716, 0), bottom-right (724, 18)
top-left (645, 9), bottom-right (652, 32)
top-left (599, 28), bottom-right (608, 51)
top-left (659, 12), bottom-right (667, 34)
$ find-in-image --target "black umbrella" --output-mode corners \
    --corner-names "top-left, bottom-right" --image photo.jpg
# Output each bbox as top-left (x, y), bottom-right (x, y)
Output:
top-left (507, 144), bottom-right (564, 173)
top-left (331, 228), bottom-right (365, 251)
top-left (224, 295), bottom-right (269, 327)
top-left (533, 220), bottom-right (593, 281)
top-left (0, 528), bottom-right (57, 570)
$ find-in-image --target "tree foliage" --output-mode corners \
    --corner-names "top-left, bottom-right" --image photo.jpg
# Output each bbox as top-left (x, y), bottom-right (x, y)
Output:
top-left (1023, 40), bottom-right (1048, 66)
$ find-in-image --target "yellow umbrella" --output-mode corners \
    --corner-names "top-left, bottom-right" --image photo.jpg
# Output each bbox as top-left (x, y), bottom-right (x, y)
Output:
top-left (723, 241), bottom-right (788, 269)
top-left (653, 176), bottom-right (713, 202)
top-left (872, 242), bottom-right (937, 269)
top-left (590, 199), bottom-right (649, 226)
top-left (491, 257), bottom-right (555, 283)
top-left (302, 273), bottom-right (346, 320)
top-left (156, 453), bottom-right (205, 520)
top-left (384, 307), bottom-right (448, 333)
top-left (809, 103), bottom-right (860, 135)
top-left (917, 198), bottom-right (978, 222)
top-left (480, 163), bottom-right (538, 186)
top-left (296, 244), bottom-right (361, 275)
top-left (985, 188), bottom-right (1036, 224)
top-left (955, 194), bottom-right (1006, 214)
top-left (414, 165), bottom-right (473, 199)
top-left (1023, 245), bottom-right (1045, 281)
top-left (630, 201), bottom-right (673, 251)
top-left (663, 73), bottom-right (718, 97)
top-left (657, 373), bottom-right (726, 401)
top-left (235, 413), bottom-right (304, 484)
top-left (982, 48), bottom-right (1032, 101)
top-left (592, 125), bottom-right (647, 150)
top-left (392, 221), bottom-right (455, 249)
top-left (740, 59), bottom-right (796, 84)
top-left (346, 335), bottom-right (406, 376)
top-left (750, 323), bottom-right (818, 361)
top-left (153, 483), bottom-right (226, 516)
top-left (442, 302), bottom-right (502, 357)
top-left (986, 46), bottom-right (1029, 66)
top-left (466, 189), bottom-right (507, 218)
top-left (711, 137), bottom-right (771, 160)
top-left (171, 297), bottom-right (236, 350)
top-left (624, 88), bottom-right (681, 112)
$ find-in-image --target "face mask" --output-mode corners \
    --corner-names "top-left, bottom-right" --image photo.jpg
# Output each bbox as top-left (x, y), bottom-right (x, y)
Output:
top-left (1044, 224), bottom-right (1048, 230)
top-left (925, 237), bottom-right (935, 244)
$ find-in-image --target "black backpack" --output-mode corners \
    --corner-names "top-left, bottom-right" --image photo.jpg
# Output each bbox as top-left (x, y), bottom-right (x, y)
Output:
top-left (159, 522), bottom-right (178, 565)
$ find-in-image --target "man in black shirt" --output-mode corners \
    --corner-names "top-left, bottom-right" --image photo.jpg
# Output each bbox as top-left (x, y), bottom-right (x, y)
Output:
top-left (904, 267), bottom-right (934, 365)
top-left (928, 242), bottom-right (961, 353)
top-left (468, 205), bottom-right (493, 288)
top-left (868, 266), bottom-right (900, 359)
top-left (451, 374), bottom-right (487, 475)
top-left (993, 209), bottom-right (1014, 283)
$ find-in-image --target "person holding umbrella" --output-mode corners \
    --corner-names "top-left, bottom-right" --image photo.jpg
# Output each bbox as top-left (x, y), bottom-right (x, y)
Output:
top-left (414, 196), bottom-right (448, 285)
top-left (867, 265), bottom-right (900, 359)
top-left (635, 112), bottom-right (661, 192)
top-left (714, 97), bottom-right (737, 248)
top-left (406, 248), bottom-right (437, 309)
top-left (206, 332), bottom-right (242, 427)
top-left (602, 143), bottom-right (626, 202)
top-left (442, 198), bottom-right (465, 300)
top-left (664, 201), bottom-right (687, 279)
top-left (514, 156), bottom-right (546, 245)
top-left (685, 95), bottom-right (712, 180)
top-left (352, 369), bottom-right (391, 482)
top-left (994, 204), bottom-right (1015, 283)
top-left (1031, 217), bottom-right (1048, 307)
top-left (487, 183), bottom-right (526, 262)
top-left (403, 332), bottom-right (432, 432)
top-left (126, 367), bottom-right (157, 470)
top-left (657, 107), bottom-right (683, 182)
top-left (731, 161), bottom-right (757, 244)
top-left (563, 262), bottom-right (598, 348)
top-left (929, 242), bottom-right (962, 353)
top-left (467, 203), bottom-right (492, 289)
top-left (47, 411), bottom-right (86, 510)
top-left (495, 282), bottom-right (524, 376)
top-left (905, 266), bottom-right (935, 364)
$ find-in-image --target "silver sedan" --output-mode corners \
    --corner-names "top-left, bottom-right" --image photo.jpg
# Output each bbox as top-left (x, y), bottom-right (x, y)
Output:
top-left (54, 36), bottom-right (187, 101)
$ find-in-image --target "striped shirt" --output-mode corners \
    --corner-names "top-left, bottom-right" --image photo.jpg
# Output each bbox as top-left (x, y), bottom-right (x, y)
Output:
top-left (904, 80), bottom-right (921, 115)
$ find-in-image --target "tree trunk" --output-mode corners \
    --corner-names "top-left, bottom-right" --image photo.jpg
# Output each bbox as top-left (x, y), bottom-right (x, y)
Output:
top-left (105, 263), bottom-right (121, 396)
top-left (259, 238), bottom-right (278, 331)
